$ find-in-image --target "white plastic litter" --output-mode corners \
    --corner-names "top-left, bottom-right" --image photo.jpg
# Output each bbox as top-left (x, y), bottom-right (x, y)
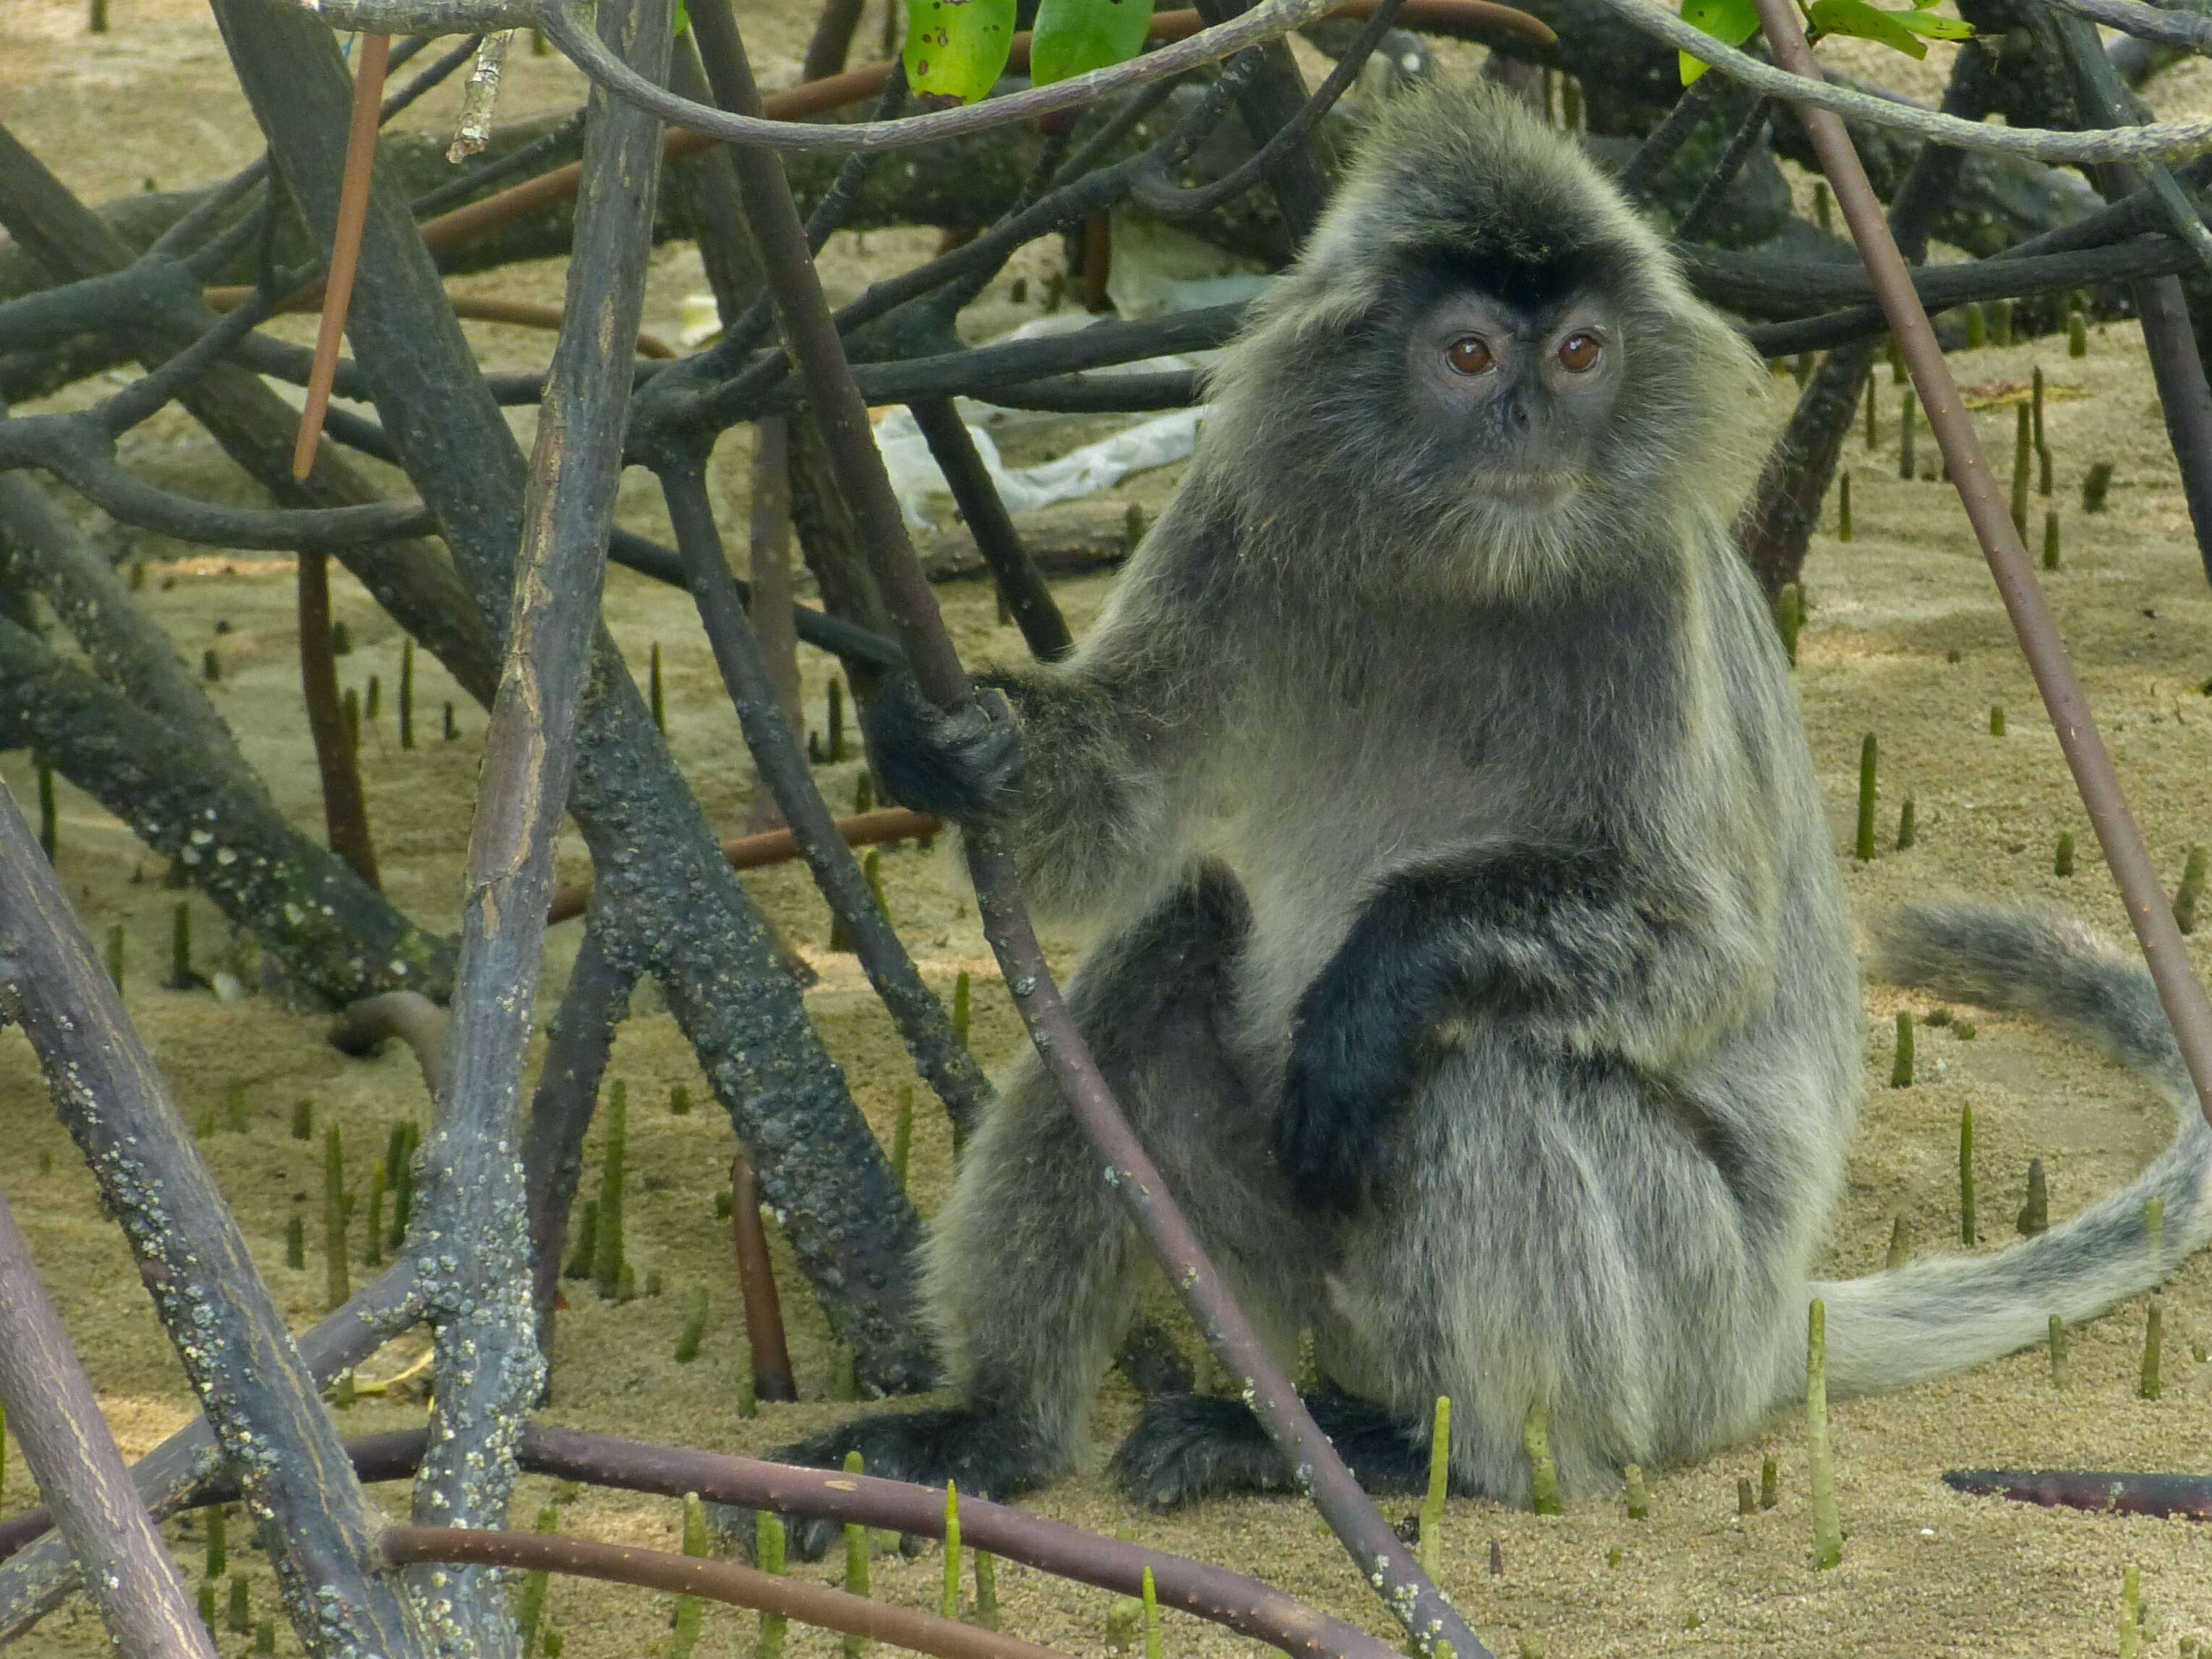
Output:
top-left (874, 404), bottom-right (1205, 529)
top-left (1103, 207), bottom-right (1274, 320)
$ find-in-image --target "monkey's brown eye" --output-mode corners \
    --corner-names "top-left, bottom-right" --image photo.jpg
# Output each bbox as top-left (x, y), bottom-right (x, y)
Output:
top-left (1445, 336), bottom-right (1495, 376)
top-left (1557, 331), bottom-right (1603, 372)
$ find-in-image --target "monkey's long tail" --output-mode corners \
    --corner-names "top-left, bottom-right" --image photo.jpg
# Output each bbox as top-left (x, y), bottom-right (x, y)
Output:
top-left (1814, 900), bottom-right (2212, 1397)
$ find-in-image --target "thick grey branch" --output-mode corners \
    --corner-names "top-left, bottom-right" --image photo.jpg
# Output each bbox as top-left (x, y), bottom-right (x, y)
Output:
top-left (0, 414), bottom-right (437, 550)
top-left (0, 615), bottom-right (456, 1002)
top-left (220, 0), bottom-right (932, 1386)
top-left (0, 1268), bottom-right (423, 1641)
top-left (0, 789), bottom-right (435, 1659)
top-left (402, 4), bottom-right (670, 1652)
top-left (0, 471), bottom-right (254, 790)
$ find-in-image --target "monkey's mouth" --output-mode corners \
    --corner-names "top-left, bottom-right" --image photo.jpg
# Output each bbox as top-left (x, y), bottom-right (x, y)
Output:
top-left (1481, 469), bottom-right (1581, 508)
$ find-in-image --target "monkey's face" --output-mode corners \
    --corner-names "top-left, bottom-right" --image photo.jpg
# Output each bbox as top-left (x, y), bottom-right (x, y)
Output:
top-left (1404, 287), bottom-right (1624, 511)
top-left (1200, 77), bottom-right (1770, 601)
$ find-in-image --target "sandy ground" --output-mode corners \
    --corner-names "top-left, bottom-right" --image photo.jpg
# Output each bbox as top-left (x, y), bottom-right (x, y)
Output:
top-left (7, 4), bottom-right (2212, 1657)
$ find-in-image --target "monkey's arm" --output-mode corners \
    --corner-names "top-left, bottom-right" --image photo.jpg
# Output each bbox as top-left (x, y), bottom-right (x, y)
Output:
top-left (1273, 840), bottom-right (1763, 1211)
top-left (864, 539), bottom-right (1227, 918)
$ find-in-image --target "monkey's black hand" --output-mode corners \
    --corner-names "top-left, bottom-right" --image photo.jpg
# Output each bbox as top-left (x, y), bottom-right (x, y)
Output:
top-left (1273, 866), bottom-right (1484, 1211)
top-left (1273, 958), bottom-right (1426, 1214)
top-left (861, 675), bottom-right (1023, 823)
top-left (1274, 847), bottom-right (1618, 1209)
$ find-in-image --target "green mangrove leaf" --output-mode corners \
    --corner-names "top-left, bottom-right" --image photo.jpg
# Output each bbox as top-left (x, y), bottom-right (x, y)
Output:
top-left (905, 0), bottom-right (1019, 105)
top-left (1030, 0), bottom-right (1156, 85)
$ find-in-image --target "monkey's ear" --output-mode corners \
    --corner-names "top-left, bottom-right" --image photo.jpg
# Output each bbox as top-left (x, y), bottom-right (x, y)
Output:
top-left (1237, 208), bottom-right (1417, 352)
top-left (1229, 282), bottom-right (1365, 365)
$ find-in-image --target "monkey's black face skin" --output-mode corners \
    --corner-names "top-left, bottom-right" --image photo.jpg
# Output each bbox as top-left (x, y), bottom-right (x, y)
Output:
top-left (1404, 286), bottom-right (1623, 503)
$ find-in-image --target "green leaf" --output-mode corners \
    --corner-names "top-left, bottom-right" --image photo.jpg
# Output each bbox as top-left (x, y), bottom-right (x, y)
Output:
top-left (672, 0), bottom-right (690, 33)
top-left (1678, 0), bottom-right (1760, 85)
top-left (1809, 0), bottom-right (1928, 56)
top-left (1029, 0), bottom-right (1156, 85)
top-left (905, 0), bottom-right (1020, 105)
top-left (1895, 9), bottom-right (1974, 36)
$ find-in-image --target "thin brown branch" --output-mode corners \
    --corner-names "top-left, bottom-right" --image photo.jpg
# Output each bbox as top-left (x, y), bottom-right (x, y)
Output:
top-left (7, 1425), bottom-right (1404, 1659)
top-left (1942, 1469), bottom-right (2212, 1519)
top-left (522, 1428), bottom-right (1404, 1659)
top-left (732, 1155), bottom-right (799, 1402)
top-left (547, 806), bottom-right (940, 924)
top-left (297, 548), bottom-right (382, 890)
top-left (437, 294), bottom-right (676, 355)
top-left (293, 32), bottom-right (391, 481)
top-left (207, 285), bottom-right (678, 356)
top-left (1747, 0), bottom-right (2212, 1120)
top-left (377, 1525), bottom-right (1075, 1659)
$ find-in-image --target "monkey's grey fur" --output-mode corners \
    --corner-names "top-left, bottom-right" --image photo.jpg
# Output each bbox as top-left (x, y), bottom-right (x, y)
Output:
top-left (780, 80), bottom-right (2212, 1540)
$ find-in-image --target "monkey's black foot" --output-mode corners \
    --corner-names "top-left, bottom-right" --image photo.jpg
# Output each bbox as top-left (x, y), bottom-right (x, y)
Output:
top-left (1111, 1394), bottom-right (1299, 1511)
top-left (861, 676), bottom-right (1022, 822)
top-left (762, 1407), bottom-right (1056, 1561)
top-left (1110, 1390), bottom-right (1432, 1513)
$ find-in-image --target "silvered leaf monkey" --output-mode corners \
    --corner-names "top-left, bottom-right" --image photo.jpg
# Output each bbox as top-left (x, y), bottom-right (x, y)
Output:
top-left (769, 80), bottom-right (2211, 1551)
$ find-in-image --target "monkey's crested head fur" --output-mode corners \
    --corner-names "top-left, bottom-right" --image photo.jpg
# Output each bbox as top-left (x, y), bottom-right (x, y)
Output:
top-left (1197, 80), bottom-right (1767, 600)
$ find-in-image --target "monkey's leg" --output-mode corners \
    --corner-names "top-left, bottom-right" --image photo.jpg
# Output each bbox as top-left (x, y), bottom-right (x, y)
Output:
top-left (771, 861), bottom-right (1307, 1554)
top-left (1323, 1029), bottom-right (1801, 1506)
top-left (1112, 1032), bottom-right (1810, 1514)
